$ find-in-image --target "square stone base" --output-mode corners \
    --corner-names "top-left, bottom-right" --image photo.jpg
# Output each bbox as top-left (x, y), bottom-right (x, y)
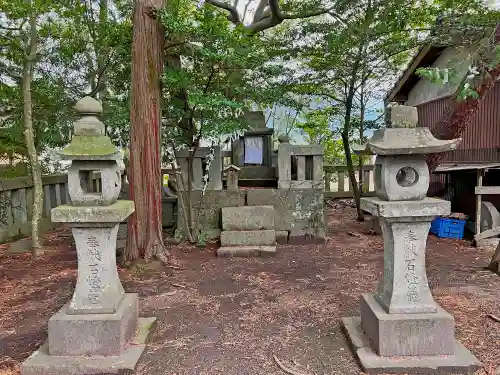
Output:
top-left (361, 293), bottom-right (455, 356)
top-left (21, 317), bottom-right (156, 375)
top-left (341, 317), bottom-right (481, 374)
top-left (217, 245), bottom-right (276, 257)
top-left (48, 293), bottom-right (138, 356)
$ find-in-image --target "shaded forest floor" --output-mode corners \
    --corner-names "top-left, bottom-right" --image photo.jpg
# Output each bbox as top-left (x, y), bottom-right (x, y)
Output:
top-left (1, 202), bottom-right (499, 375)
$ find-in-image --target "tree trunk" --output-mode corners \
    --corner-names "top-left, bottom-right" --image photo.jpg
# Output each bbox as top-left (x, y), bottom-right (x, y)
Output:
top-left (342, 132), bottom-right (363, 220)
top-left (358, 88), bottom-right (365, 203)
top-left (125, 0), bottom-right (168, 263)
top-left (343, 79), bottom-right (364, 222)
top-left (23, 2), bottom-right (43, 256)
top-left (342, 93), bottom-right (363, 221)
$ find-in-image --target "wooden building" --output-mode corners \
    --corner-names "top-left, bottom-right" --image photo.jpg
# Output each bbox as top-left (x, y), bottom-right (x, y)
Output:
top-left (385, 44), bottom-right (500, 230)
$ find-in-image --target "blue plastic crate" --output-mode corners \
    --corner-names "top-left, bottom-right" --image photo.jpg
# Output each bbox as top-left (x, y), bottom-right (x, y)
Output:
top-left (430, 217), bottom-right (466, 240)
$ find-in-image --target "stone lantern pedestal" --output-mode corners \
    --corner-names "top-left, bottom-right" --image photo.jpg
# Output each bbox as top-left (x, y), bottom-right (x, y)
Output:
top-left (21, 97), bottom-right (156, 375)
top-left (342, 106), bottom-right (481, 374)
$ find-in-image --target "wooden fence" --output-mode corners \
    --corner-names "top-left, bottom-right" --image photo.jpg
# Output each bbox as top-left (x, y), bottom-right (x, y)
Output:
top-left (323, 164), bottom-right (376, 199)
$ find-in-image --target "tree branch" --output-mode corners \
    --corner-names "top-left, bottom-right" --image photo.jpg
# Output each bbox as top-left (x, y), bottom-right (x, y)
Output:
top-left (268, 0), bottom-right (283, 21)
top-left (205, 0), bottom-right (242, 24)
top-left (206, 0), bottom-right (333, 35)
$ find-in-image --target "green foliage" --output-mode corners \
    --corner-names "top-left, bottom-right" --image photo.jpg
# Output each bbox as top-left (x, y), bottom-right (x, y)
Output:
top-left (0, 0), bottom-right (132, 165)
top-left (160, 0), bottom-right (294, 147)
top-left (297, 108), bottom-right (377, 165)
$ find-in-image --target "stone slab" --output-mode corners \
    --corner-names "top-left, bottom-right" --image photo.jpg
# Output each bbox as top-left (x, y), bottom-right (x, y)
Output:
top-left (361, 197), bottom-right (450, 219)
top-left (51, 201), bottom-right (135, 224)
top-left (21, 317), bottom-right (156, 375)
top-left (48, 293), bottom-right (138, 356)
top-left (217, 245), bottom-right (276, 257)
top-left (246, 189), bottom-right (324, 211)
top-left (176, 190), bottom-right (246, 237)
top-left (341, 316), bottom-right (481, 374)
top-left (360, 293), bottom-right (455, 356)
top-left (221, 206), bottom-right (274, 231)
top-left (278, 144), bottom-right (323, 156)
top-left (221, 230), bottom-right (276, 246)
top-left (246, 189), bottom-right (325, 232)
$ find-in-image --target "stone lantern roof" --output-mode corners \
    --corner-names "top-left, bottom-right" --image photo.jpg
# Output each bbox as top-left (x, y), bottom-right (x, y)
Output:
top-left (366, 127), bottom-right (461, 155)
top-left (59, 96), bottom-right (120, 160)
top-left (352, 105), bottom-right (461, 156)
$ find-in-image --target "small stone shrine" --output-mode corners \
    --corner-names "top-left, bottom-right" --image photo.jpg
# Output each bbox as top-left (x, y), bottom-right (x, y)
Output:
top-left (21, 97), bottom-right (156, 375)
top-left (342, 105), bottom-right (481, 373)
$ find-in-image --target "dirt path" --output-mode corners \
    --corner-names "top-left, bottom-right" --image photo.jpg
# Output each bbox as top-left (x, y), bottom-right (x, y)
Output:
top-left (1, 204), bottom-right (499, 375)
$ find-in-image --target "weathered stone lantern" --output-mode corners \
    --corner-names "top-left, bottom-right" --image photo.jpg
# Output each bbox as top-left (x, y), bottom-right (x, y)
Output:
top-left (342, 105), bottom-right (481, 373)
top-left (224, 164), bottom-right (241, 191)
top-left (21, 97), bottom-right (156, 375)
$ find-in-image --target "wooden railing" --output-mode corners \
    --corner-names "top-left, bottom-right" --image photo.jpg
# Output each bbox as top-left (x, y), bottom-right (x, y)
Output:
top-left (323, 164), bottom-right (376, 199)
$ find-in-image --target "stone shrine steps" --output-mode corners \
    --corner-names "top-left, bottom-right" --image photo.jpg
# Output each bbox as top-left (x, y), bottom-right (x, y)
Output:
top-left (217, 205), bottom-right (276, 257)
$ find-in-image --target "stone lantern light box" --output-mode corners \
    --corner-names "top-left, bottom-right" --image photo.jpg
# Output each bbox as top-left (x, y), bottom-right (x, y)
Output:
top-left (371, 127), bottom-right (460, 201)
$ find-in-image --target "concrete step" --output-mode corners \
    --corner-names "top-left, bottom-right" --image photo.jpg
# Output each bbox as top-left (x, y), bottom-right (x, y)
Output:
top-left (217, 245), bottom-right (276, 257)
top-left (222, 206), bottom-right (274, 231)
top-left (221, 230), bottom-right (276, 246)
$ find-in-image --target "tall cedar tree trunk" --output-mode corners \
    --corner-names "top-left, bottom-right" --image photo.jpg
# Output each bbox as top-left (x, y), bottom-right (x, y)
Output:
top-left (427, 24), bottom-right (500, 172)
top-left (125, 0), bottom-right (169, 262)
top-left (23, 2), bottom-right (43, 256)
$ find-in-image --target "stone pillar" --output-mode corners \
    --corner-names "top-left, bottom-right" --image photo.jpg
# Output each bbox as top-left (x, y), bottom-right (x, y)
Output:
top-left (224, 164), bottom-right (241, 190)
top-left (277, 144), bottom-right (324, 190)
top-left (21, 97), bottom-right (156, 375)
top-left (176, 147), bottom-right (222, 191)
top-left (341, 106), bottom-right (481, 374)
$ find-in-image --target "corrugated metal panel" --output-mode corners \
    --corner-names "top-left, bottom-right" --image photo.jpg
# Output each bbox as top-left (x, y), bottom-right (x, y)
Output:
top-left (417, 83), bottom-right (500, 163)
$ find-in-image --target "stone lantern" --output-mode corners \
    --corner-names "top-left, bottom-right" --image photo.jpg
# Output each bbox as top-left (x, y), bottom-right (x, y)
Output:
top-left (21, 97), bottom-right (156, 375)
top-left (342, 105), bottom-right (481, 373)
top-left (224, 164), bottom-right (241, 190)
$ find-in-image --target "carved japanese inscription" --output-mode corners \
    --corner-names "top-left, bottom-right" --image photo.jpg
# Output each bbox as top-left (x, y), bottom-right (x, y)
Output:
top-left (403, 230), bottom-right (420, 303)
top-left (86, 235), bottom-right (103, 305)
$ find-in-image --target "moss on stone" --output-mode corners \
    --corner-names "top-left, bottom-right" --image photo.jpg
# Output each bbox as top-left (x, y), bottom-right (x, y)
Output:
top-left (61, 135), bottom-right (117, 156)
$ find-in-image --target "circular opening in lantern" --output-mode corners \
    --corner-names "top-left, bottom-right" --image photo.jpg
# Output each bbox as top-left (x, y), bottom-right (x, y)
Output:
top-left (396, 167), bottom-right (419, 187)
